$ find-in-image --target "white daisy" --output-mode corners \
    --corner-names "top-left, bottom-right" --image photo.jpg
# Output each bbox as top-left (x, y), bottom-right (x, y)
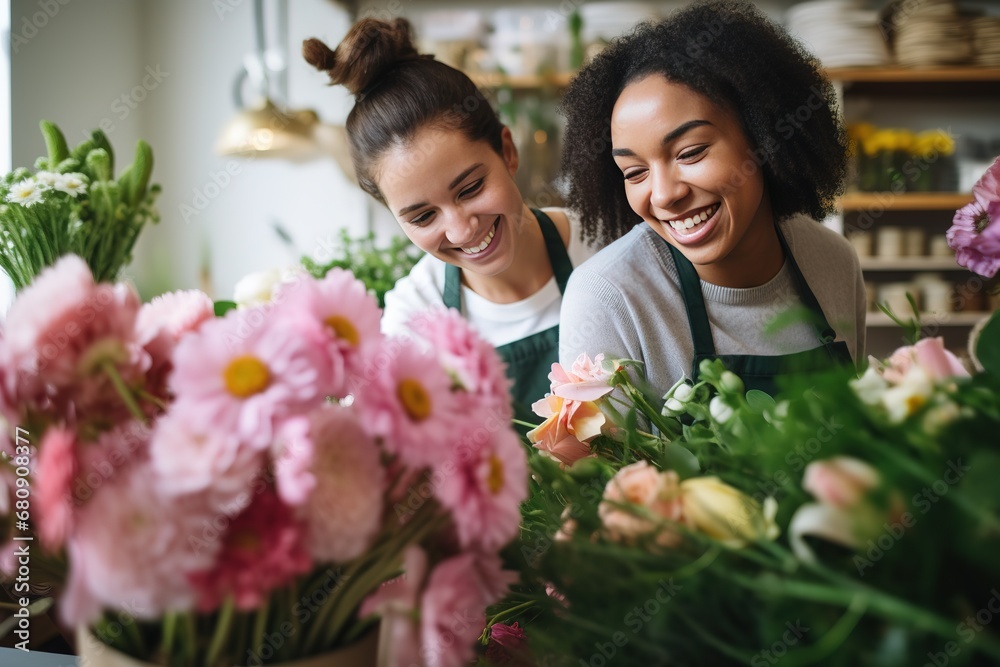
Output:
top-left (34, 171), bottom-right (60, 187)
top-left (5, 179), bottom-right (46, 207)
top-left (54, 173), bottom-right (88, 197)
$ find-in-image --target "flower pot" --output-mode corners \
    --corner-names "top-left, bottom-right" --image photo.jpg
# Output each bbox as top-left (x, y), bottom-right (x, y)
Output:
top-left (76, 626), bottom-right (380, 667)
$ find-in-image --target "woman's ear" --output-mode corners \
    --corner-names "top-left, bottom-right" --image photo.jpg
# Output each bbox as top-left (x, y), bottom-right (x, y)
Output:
top-left (501, 126), bottom-right (519, 177)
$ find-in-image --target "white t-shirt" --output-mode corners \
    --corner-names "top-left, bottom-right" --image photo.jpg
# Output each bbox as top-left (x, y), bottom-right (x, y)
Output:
top-left (381, 208), bottom-right (600, 348)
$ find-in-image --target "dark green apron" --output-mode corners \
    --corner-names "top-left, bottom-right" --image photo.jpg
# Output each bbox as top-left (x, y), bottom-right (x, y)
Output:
top-left (443, 209), bottom-right (573, 422)
top-left (666, 225), bottom-right (853, 396)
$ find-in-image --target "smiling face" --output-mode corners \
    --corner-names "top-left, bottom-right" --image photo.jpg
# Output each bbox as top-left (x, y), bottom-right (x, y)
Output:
top-left (375, 124), bottom-right (528, 279)
top-left (611, 75), bottom-right (777, 285)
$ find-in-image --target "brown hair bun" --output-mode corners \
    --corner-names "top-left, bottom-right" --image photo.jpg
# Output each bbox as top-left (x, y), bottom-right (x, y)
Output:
top-left (303, 18), bottom-right (421, 97)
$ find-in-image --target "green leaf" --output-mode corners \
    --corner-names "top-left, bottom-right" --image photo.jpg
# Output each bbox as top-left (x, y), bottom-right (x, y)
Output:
top-left (86, 148), bottom-right (112, 182)
top-left (39, 120), bottom-right (69, 169)
top-left (745, 389), bottom-right (776, 413)
top-left (662, 441), bottom-right (700, 477)
top-left (214, 300), bottom-right (238, 317)
top-left (123, 140), bottom-right (153, 206)
top-left (975, 311), bottom-right (1000, 377)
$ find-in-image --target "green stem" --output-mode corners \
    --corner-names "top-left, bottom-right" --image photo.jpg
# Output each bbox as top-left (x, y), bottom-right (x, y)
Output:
top-left (513, 418), bottom-right (539, 430)
top-left (251, 599), bottom-right (270, 666)
top-left (159, 613), bottom-right (177, 663)
top-left (485, 600), bottom-right (536, 627)
top-left (102, 361), bottom-right (147, 424)
top-left (205, 597), bottom-right (235, 667)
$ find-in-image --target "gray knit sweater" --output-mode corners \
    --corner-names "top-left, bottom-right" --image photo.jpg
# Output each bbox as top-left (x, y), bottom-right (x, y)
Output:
top-left (558, 215), bottom-right (866, 396)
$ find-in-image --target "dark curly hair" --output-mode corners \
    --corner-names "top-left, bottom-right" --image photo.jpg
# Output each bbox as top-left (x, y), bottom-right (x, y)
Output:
top-left (560, 0), bottom-right (848, 246)
top-left (304, 18), bottom-right (504, 203)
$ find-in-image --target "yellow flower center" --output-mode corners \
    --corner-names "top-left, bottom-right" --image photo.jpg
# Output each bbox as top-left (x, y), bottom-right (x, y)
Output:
top-left (487, 455), bottom-right (505, 495)
top-left (398, 378), bottom-right (432, 421)
top-left (325, 315), bottom-right (360, 347)
top-left (905, 394), bottom-right (926, 415)
top-left (223, 355), bottom-right (270, 398)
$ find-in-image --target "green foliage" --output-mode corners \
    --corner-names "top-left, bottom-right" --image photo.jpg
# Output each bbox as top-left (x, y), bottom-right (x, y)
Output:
top-left (498, 354), bottom-right (1000, 665)
top-left (300, 229), bottom-right (422, 308)
top-left (0, 121), bottom-right (160, 289)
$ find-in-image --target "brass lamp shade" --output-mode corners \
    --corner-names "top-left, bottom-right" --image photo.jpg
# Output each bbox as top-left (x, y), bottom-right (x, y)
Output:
top-left (215, 98), bottom-right (319, 160)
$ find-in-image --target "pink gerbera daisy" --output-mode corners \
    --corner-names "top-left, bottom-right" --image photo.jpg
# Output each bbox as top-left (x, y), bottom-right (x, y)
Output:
top-left (353, 337), bottom-right (471, 469)
top-left (434, 427), bottom-right (527, 551)
top-left (168, 309), bottom-right (332, 449)
top-left (407, 308), bottom-right (513, 421)
top-left (275, 269), bottom-right (381, 394)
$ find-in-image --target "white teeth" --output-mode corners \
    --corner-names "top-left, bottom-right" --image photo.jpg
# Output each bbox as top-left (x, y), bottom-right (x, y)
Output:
top-left (461, 223), bottom-right (497, 254)
top-left (667, 204), bottom-right (718, 231)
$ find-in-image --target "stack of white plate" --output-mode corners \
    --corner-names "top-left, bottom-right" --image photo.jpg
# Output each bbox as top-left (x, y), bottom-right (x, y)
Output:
top-left (972, 17), bottom-right (1000, 67)
top-left (892, 0), bottom-right (973, 67)
top-left (581, 2), bottom-right (660, 45)
top-left (786, 0), bottom-right (890, 68)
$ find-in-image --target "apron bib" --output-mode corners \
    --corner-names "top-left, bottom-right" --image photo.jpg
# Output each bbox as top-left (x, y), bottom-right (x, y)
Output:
top-left (443, 209), bottom-right (573, 422)
top-left (666, 225), bottom-right (852, 396)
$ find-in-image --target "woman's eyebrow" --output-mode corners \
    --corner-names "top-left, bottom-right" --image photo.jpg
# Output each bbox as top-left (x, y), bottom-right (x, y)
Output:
top-left (397, 163), bottom-right (484, 216)
top-left (611, 120), bottom-right (712, 157)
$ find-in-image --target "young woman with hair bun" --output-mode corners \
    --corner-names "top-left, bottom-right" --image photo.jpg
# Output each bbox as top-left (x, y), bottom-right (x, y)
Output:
top-left (304, 18), bottom-right (603, 420)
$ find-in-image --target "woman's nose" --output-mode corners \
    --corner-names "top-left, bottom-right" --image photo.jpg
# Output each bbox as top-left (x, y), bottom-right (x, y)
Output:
top-left (444, 213), bottom-right (479, 247)
top-left (649, 165), bottom-right (690, 212)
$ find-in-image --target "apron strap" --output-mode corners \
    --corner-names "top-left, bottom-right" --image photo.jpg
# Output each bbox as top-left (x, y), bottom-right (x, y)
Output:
top-left (666, 222), bottom-right (841, 358)
top-left (667, 243), bottom-right (718, 357)
top-left (534, 208), bottom-right (574, 295)
top-left (442, 209), bottom-right (573, 312)
top-left (775, 226), bottom-right (839, 345)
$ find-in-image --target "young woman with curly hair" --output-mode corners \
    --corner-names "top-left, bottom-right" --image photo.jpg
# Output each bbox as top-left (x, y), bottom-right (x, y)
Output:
top-left (558, 0), bottom-right (866, 396)
top-left (304, 18), bottom-right (602, 420)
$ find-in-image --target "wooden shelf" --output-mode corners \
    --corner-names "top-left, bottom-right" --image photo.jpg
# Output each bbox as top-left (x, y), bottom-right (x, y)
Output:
top-left (866, 311), bottom-right (992, 327)
top-left (826, 67), bottom-right (1000, 83)
top-left (467, 67), bottom-right (1000, 90)
top-left (859, 257), bottom-right (968, 271)
top-left (839, 192), bottom-right (972, 211)
top-left (469, 72), bottom-right (574, 90)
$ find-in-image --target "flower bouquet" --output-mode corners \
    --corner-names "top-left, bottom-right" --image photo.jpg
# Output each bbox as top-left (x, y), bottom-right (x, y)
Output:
top-left (486, 318), bottom-right (1000, 665)
top-left (0, 255), bottom-right (526, 665)
top-left (0, 121), bottom-right (159, 289)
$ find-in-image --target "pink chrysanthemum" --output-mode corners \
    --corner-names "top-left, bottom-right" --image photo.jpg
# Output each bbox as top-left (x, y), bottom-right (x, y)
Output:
top-left (407, 308), bottom-right (513, 420)
top-left (137, 289), bottom-right (215, 400)
top-left (296, 406), bottom-right (385, 563)
top-left (434, 427), bottom-right (527, 551)
top-left (5, 256), bottom-right (149, 422)
top-left (35, 427), bottom-right (77, 550)
top-left (188, 489), bottom-right (312, 613)
top-left (137, 289), bottom-right (215, 344)
top-left (149, 411), bottom-right (260, 509)
top-left (169, 309), bottom-right (332, 449)
top-left (353, 338), bottom-right (470, 469)
top-left (420, 553), bottom-right (517, 667)
top-left (275, 269), bottom-right (382, 391)
top-left (59, 462), bottom-right (214, 626)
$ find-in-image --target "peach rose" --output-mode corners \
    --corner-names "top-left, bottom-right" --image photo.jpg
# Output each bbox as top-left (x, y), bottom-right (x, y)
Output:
top-left (599, 462), bottom-right (684, 546)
